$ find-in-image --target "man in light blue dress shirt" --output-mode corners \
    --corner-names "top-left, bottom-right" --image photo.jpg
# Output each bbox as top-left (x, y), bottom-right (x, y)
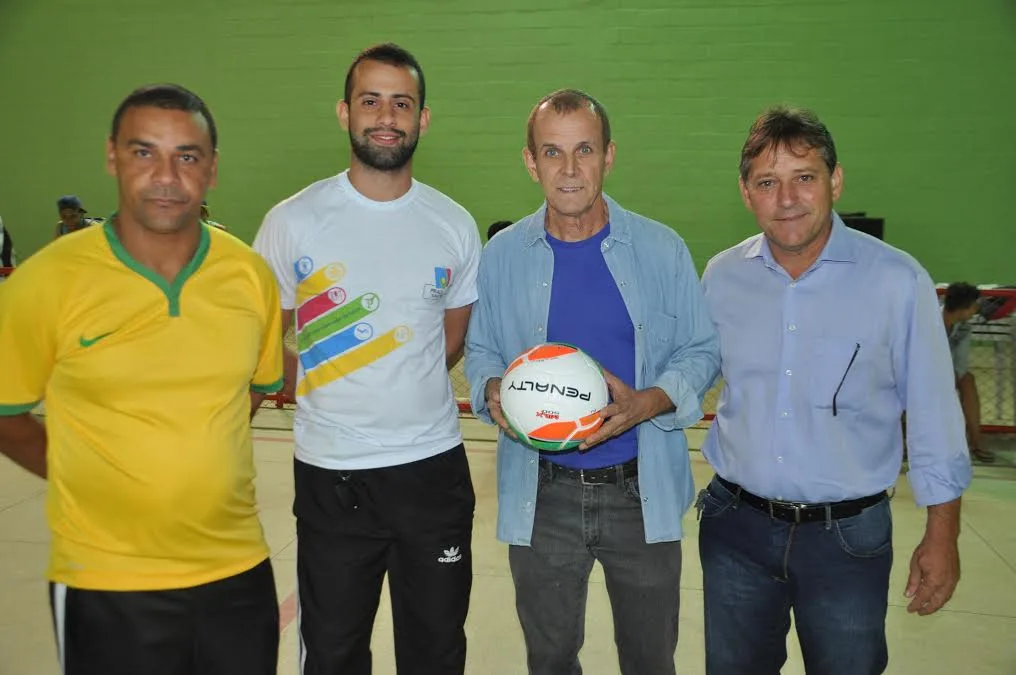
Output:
top-left (698, 106), bottom-right (971, 675)
top-left (465, 89), bottom-right (719, 675)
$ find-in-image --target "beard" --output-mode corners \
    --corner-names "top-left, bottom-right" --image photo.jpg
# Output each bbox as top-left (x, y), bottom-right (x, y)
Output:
top-left (349, 125), bottom-right (420, 171)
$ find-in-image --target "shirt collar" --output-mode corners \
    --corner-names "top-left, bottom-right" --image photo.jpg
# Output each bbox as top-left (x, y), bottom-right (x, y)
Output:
top-left (743, 211), bottom-right (858, 266)
top-left (522, 192), bottom-right (632, 247)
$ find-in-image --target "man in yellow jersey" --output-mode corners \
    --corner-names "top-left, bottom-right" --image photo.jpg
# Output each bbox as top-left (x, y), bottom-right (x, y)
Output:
top-left (0, 84), bottom-right (284, 675)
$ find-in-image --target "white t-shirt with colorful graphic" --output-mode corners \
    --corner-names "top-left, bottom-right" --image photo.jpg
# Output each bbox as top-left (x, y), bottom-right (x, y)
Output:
top-left (254, 171), bottom-right (481, 469)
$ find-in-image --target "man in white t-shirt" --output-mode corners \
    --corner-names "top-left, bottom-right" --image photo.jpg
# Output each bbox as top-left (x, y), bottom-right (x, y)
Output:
top-left (254, 43), bottom-right (481, 675)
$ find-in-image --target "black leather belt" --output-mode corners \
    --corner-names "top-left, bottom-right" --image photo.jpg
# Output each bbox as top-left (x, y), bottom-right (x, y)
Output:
top-left (716, 476), bottom-right (886, 524)
top-left (540, 457), bottom-right (638, 485)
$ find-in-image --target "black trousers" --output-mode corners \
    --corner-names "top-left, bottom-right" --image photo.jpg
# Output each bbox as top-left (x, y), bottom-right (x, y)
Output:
top-left (49, 558), bottom-right (279, 675)
top-left (295, 445), bottom-right (475, 675)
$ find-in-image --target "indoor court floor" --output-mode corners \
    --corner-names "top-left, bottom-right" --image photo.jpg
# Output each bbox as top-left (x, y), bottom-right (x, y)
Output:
top-left (1, 410), bottom-right (1014, 674)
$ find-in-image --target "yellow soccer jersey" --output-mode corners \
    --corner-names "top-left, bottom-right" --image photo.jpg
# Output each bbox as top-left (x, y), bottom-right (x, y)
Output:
top-left (0, 220), bottom-right (283, 590)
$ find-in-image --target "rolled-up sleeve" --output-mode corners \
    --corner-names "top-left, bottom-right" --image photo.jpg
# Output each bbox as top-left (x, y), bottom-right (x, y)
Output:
top-left (901, 269), bottom-right (972, 506)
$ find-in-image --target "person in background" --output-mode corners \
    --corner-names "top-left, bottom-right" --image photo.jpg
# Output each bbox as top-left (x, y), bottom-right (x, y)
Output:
top-left (942, 282), bottom-right (993, 463)
top-left (0, 215), bottom-right (15, 270)
top-left (201, 200), bottom-right (228, 231)
top-left (54, 195), bottom-right (102, 238)
top-left (486, 219), bottom-right (513, 240)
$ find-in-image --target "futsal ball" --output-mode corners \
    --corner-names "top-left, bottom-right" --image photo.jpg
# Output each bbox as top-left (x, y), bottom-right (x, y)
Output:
top-left (499, 343), bottom-right (609, 452)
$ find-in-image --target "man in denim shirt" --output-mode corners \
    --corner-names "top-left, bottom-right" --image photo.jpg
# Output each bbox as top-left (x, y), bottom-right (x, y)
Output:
top-left (464, 89), bottom-right (719, 675)
top-left (699, 107), bottom-right (971, 675)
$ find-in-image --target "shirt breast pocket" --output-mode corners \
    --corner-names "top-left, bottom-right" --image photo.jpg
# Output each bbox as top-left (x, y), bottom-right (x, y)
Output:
top-left (808, 338), bottom-right (894, 413)
top-left (644, 311), bottom-right (687, 376)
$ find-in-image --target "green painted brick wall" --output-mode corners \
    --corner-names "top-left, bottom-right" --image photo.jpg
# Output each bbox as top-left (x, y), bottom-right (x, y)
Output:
top-left (1, 0), bottom-right (1013, 281)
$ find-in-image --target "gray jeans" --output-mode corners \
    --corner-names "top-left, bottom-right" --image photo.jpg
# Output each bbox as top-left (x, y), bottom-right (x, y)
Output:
top-left (508, 461), bottom-right (682, 675)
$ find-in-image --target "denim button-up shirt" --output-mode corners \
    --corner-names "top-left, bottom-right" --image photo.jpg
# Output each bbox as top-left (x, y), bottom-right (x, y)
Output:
top-left (465, 195), bottom-right (720, 544)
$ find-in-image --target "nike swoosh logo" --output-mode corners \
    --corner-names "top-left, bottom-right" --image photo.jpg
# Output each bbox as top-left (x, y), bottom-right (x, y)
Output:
top-left (79, 332), bottom-right (114, 348)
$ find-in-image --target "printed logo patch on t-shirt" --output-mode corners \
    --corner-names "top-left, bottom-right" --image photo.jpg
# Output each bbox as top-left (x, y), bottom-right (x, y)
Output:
top-left (423, 266), bottom-right (453, 299)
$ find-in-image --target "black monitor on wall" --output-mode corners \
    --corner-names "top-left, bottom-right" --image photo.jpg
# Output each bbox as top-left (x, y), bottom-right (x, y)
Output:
top-left (840, 212), bottom-right (885, 240)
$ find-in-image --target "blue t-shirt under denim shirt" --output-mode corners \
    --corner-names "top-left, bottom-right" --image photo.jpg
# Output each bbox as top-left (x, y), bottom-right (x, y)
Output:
top-left (545, 224), bottom-right (639, 469)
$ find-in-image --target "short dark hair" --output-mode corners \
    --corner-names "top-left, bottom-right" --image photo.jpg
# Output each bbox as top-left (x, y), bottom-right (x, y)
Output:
top-left (740, 106), bottom-right (836, 182)
top-left (344, 43), bottom-right (426, 110)
top-left (111, 84), bottom-right (218, 150)
top-left (526, 89), bottom-right (611, 155)
top-left (487, 220), bottom-right (513, 240)
top-left (944, 282), bottom-right (980, 312)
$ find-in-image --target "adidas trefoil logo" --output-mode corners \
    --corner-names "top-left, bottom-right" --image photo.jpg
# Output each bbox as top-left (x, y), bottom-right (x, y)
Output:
top-left (438, 546), bottom-right (462, 563)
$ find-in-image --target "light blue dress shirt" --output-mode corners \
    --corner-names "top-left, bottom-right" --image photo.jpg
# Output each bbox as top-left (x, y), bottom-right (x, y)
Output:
top-left (701, 214), bottom-right (971, 507)
top-left (465, 195), bottom-right (720, 544)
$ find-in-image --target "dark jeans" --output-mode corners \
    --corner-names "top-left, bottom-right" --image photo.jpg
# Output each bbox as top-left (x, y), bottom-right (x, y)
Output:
top-left (509, 460), bottom-right (682, 675)
top-left (698, 475), bottom-right (893, 675)
top-left (294, 446), bottom-right (475, 675)
top-left (50, 559), bottom-right (278, 675)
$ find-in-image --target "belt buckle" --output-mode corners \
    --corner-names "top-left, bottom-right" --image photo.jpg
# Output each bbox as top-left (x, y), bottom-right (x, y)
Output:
top-left (579, 468), bottom-right (609, 485)
top-left (770, 500), bottom-right (808, 523)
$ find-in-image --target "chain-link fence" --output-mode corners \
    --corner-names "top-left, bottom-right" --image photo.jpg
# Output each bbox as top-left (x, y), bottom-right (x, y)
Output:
top-left (449, 360), bottom-right (470, 411)
top-left (954, 288), bottom-right (1016, 433)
